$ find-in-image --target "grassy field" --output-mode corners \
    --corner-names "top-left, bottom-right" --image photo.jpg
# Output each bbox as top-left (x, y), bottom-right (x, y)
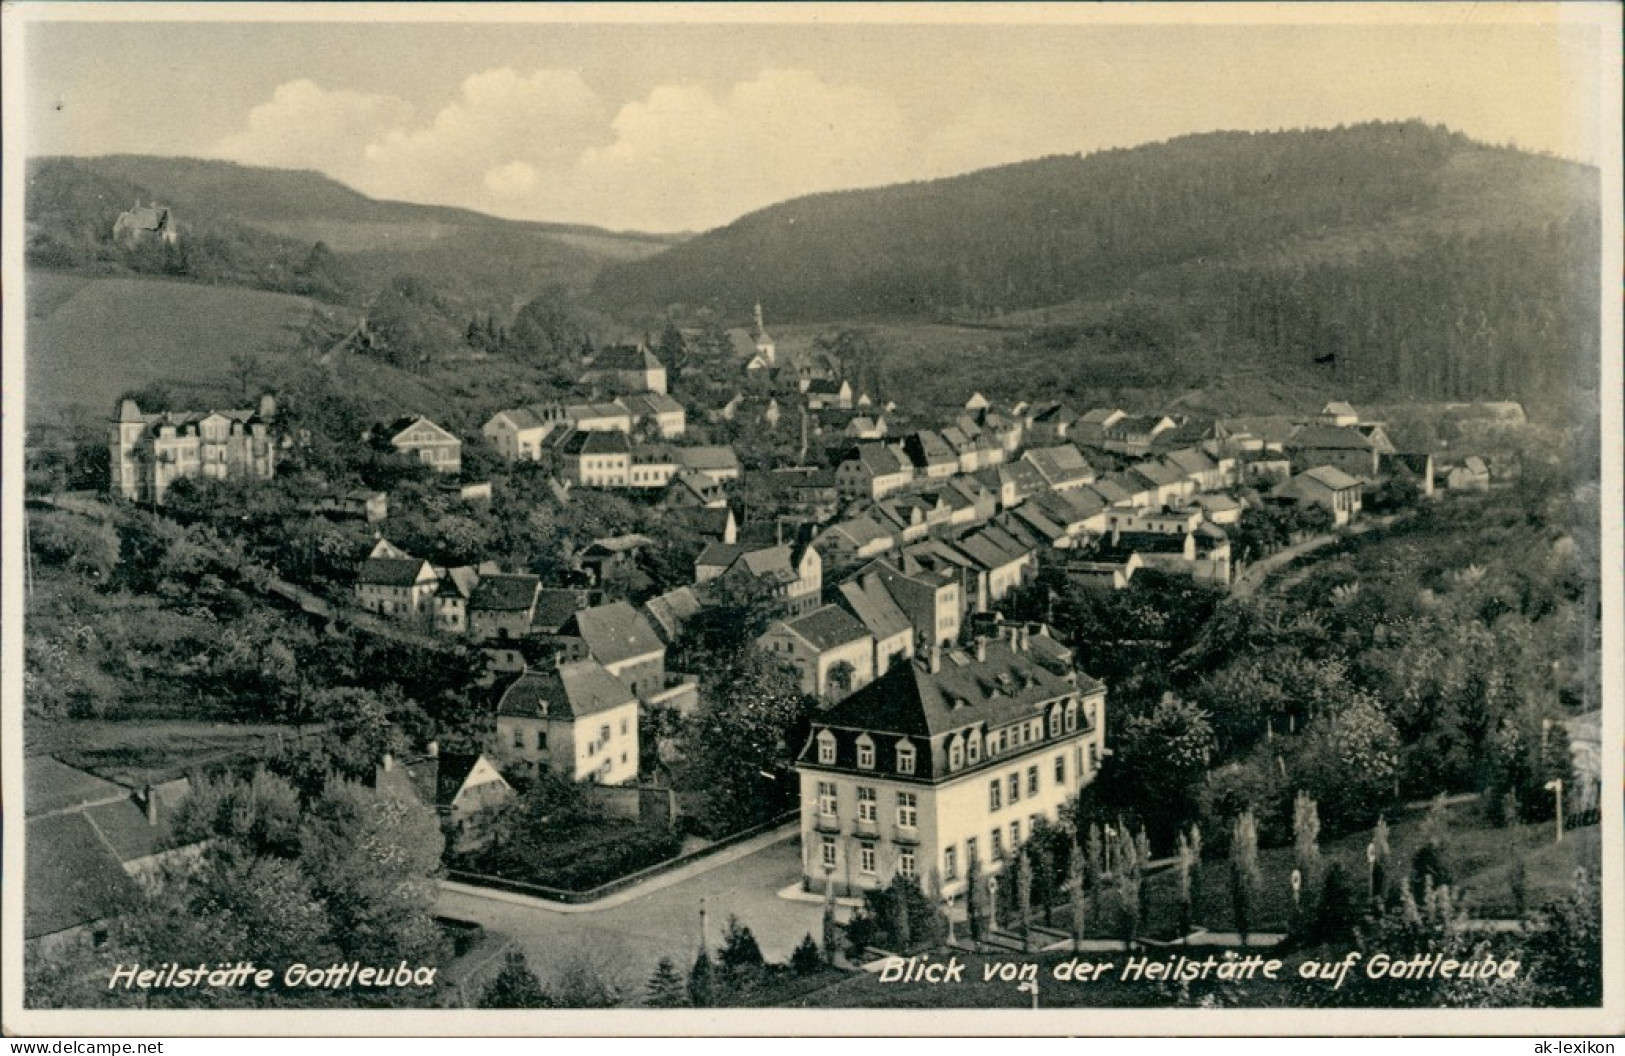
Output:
top-left (27, 718), bottom-right (320, 787)
top-left (25, 273), bottom-right (325, 421)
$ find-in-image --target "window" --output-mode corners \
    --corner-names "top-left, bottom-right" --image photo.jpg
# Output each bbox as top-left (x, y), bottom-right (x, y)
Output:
top-left (621, 719), bottom-right (629, 735)
top-left (537, 730), bottom-right (548, 749)
top-left (1055, 755), bottom-right (1066, 784)
top-left (989, 779), bottom-right (1002, 812)
top-left (859, 842), bottom-right (877, 874)
top-left (998, 730), bottom-right (1008, 752)
top-left (967, 733), bottom-right (980, 764)
top-left (857, 786), bottom-right (877, 823)
top-left (1049, 709), bottom-right (1062, 737)
top-left (899, 849), bottom-right (916, 879)
top-left (896, 742), bottom-right (916, 775)
top-left (856, 737), bottom-right (875, 770)
top-left (817, 730), bottom-right (836, 765)
top-left (512, 728), bottom-right (524, 748)
top-left (992, 828), bottom-right (1004, 860)
top-left (944, 846), bottom-right (958, 881)
top-left (896, 792), bottom-right (917, 829)
top-left (600, 724), bottom-right (611, 744)
top-left (1009, 773), bottom-right (1021, 804)
top-left (821, 836), bottom-right (837, 870)
top-left (1028, 766), bottom-right (1039, 797)
top-left (1010, 820), bottom-right (1021, 847)
top-left (1031, 813), bottom-right (1044, 833)
top-left (1088, 743), bottom-right (1099, 772)
top-left (818, 781), bottom-right (838, 818)
top-left (966, 836), bottom-right (980, 865)
top-left (1065, 702), bottom-right (1078, 732)
top-left (948, 737), bottom-right (963, 771)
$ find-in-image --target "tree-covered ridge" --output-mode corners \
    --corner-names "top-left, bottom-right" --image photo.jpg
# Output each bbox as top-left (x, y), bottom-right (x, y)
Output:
top-left (595, 122), bottom-right (1599, 406)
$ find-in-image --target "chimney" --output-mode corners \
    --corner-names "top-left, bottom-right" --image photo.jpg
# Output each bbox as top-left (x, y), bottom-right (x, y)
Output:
top-left (975, 637), bottom-right (987, 663)
top-left (381, 752), bottom-right (394, 773)
top-left (928, 644), bottom-right (942, 674)
top-left (143, 784), bottom-right (158, 827)
top-left (1019, 627), bottom-right (1031, 652)
top-left (426, 740), bottom-right (440, 759)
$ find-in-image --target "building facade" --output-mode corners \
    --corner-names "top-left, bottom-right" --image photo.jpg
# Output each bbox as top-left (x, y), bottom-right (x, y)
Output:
top-left (109, 396), bottom-right (278, 504)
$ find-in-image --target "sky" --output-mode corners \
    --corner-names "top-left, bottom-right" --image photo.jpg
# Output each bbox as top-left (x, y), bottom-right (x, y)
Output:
top-left (17, 4), bottom-right (1613, 234)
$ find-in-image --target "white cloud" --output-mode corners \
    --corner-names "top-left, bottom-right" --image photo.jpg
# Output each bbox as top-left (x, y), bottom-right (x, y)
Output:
top-left (213, 67), bottom-right (1020, 232)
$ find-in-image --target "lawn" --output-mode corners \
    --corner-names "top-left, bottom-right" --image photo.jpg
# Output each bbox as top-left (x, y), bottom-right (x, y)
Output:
top-left (26, 273), bottom-right (323, 420)
top-left (27, 718), bottom-right (321, 787)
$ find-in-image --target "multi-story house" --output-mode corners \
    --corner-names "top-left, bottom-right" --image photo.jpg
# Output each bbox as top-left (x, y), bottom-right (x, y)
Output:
top-left (675, 446), bottom-right (743, 484)
top-left (385, 416), bottom-right (462, 475)
top-left (1274, 466), bottom-right (1364, 526)
top-left (468, 573), bottom-right (542, 642)
top-left (482, 407), bottom-right (558, 462)
top-left (619, 392), bottom-right (687, 438)
top-left (355, 539), bottom-right (439, 620)
top-left (859, 555), bottom-right (961, 648)
top-left (837, 574), bottom-right (916, 675)
top-left (109, 395), bottom-right (278, 504)
top-left (759, 604), bottom-right (877, 699)
top-left (811, 516), bottom-right (897, 569)
top-left (556, 600), bottom-right (667, 699)
top-left (627, 447), bottom-right (681, 490)
top-left (902, 431), bottom-right (958, 479)
top-left (836, 444), bottom-right (915, 500)
top-left (561, 430), bottom-right (632, 487)
top-left (581, 343), bottom-right (668, 395)
top-left (793, 629), bottom-right (1105, 897)
top-left (496, 659), bottom-right (640, 785)
top-left (949, 525), bottom-right (1036, 611)
top-left (1286, 425), bottom-right (1390, 480)
top-left (1022, 445), bottom-right (1096, 493)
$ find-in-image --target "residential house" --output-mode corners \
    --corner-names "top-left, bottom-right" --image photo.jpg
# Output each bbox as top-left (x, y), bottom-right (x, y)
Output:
top-left (581, 343), bottom-right (667, 394)
top-left (782, 468), bottom-right (841, 522)
top-left (1287, 425), bottom-right (1389, 480)
top-left (384, 416), bottom-right (462, 475)
top-left (433, 565), bottom-right (481, 635)
top-left (1103, 505), bottom-right (1203, 536)
top-left (964, 392), bottom-right (991, 412)
top-left (836, 444), bottom-right (915, 500)
top-left (482, 406), bottom-right (559, 462)
top-left (793, 632), bottom-right (1105, 897)
top-left (812, 516), bottom-right (897, 568)
top-left (579, 534), bottom-right (656, 586)
top-left (903, 431), bottom-right (958, 480)
top-left (674, 446), bottom-right (742, 484)
top-left (669, 505), bottom-right (738, 544)
top-left (356, 542), bottom-right (439, 621)
top-left (859, 556), bottom-right (962, 648)
top-left (1275, 466), bottom-right (1364, 526)
top-left (760, 605), bottom-right (877, 699)
top-left (805, 379), bottom-right (854, 411)
top-left (975, 461), bottom-right (1049, 510)
top-left (837, 574), bottom-right (916, 675)
top-left (1101, 414), bottom-right (1175, 456)
top-left (308, 489), bottom-right (389, 523)
top-left (1193, 493), bottom-right (1244, 526)
top-left (711, 542), bottom-right (822, 618)
top-left (619, 393), bottom-right (687, 438)
top-left (1162, 447), bottom-right (1228, 492)
top-left (844, 414), bottom-right (888, 441)
top-left (376, 746), bottom-right (514, 851)
top-left (1128, 459), bottom-right (1195, 507)
top-left (1083, 476), bottom-right (1137, 510)
top-left (644, 585), bottom-right (704, 645)
top-left (561, 430), bottom-right (633, 488)
top-left (109, 395), bottom-right (278, 504)
top-left (628, 447), bottom-right (681, 490)
top-left (1063, 553), bottom-right (1143, 590)
top-left (496, 660), bottom-right (640, 785)
top-left (663, 469), bottom-right (729, 509)
top-left (1318, 401), bottom-right (1360, 427)
top-left (1029, 487), bottom-right (1108, 539)
top-left (1022, 445), bottom-right (1096, 493)
top-left (1026, 402), bottom-right (1078, 445)
top-left (556, 600), bottom-right (667, 699)
top-left (468, 573), bottom-right (542, 642)
top-left (949, 525), bottom-right (1036, 611)
top-left (1070, 408), bottom-right (1126, 450)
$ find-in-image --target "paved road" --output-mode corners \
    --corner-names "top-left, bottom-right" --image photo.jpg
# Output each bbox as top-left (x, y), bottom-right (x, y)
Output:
top-left (437, 832), bottom-right (827, 1001)
top-left (1231, 512), bottom-right (1410, 599)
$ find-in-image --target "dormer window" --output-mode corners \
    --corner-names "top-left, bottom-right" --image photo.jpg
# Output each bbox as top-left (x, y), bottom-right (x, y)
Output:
top-left (1049, 708), bottom-right (1062, 737)
top-left (817, 730), bottom-right (836, 766)
top-left (1065, 700), bottom-right (1078, 732)
top-left (948, 736), bottom-right (964, 771)
top-left (896, 741), bottom-right (916, 775)
top-left (966, 732), bottom-right (981, 764)
top-left (856, 735), bottom-right (875, 770)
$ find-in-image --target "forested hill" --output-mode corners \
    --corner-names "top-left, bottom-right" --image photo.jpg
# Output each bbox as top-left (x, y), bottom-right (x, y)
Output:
top-left (26, 155), bottom-right (681, 310)
top-left (594, 122), bottom-right (1600, 406)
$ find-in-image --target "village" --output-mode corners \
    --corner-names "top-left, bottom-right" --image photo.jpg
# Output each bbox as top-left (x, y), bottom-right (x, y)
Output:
top-left (28, 275), bottom-right (1600, 1013)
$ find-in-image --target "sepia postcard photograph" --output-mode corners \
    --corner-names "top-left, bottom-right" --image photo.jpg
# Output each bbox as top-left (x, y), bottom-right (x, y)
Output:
top-left (2, 1), bottom-right (1621, 1038)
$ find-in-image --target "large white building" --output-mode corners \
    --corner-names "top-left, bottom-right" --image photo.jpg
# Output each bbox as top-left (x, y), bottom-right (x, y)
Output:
top-left (793, 626), bottom-right (1105, 898)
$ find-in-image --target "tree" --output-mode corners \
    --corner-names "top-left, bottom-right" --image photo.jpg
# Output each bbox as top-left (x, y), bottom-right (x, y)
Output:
top-left (1115, 693), bottom-right (1216, 848)
top-left (1015, 849), bottom-right (1034, 951)
top-left (1410, 794), bottom-right (1455, 895)
top-left (28, 510), bottom-right (119, 582)
top-left (1370, 815), bottom-right (1393, 906)
top-left (687, 949), bottom-right (715, 1007)
top-left (716, 914), bottom-right (766, 991)
top-left (1291, 792), bottom-right (1324, 933)
top-left (790, 933), bottom-right (824, 975)
top-left (171, 767), bottom-right (303, 858)
top-left (1175, 831), bottom-right (1196, 938)
top-left (480, 951), bottom-right (551, 1008)
top-left (1067, 837), bottom-right (1088, 949)
top-left (1292, 695), bottom-right (1401, 831)
top-left (645, 956), bottom-right (690, 1007)
top-left (1228, 811), bottom-right (1261, 946)
top-left (964, 853), bottom-right (985, 944)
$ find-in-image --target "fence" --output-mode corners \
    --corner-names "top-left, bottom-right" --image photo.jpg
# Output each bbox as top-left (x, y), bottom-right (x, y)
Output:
top-left (445, 809), bottom-right (799, 905)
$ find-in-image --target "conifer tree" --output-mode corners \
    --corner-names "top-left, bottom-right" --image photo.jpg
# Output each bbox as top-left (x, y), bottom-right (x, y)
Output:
top-left (1229, 811), bottom-right (1261, 946)
top-left (645, 957), bottom-right (689, 1008)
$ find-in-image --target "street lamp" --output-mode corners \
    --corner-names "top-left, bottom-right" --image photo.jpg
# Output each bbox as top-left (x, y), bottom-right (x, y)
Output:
top-left (988, 876), bottom-right (1000, 933)
top-left (944, 892), bottom-right (957, 944)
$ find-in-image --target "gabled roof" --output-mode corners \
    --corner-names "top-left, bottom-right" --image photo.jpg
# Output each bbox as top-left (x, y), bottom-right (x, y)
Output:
top-left (675, 446), bottom-right (741, 472)
top-left (533, 588), bottom-right (586, 634)
top-left (584, 534), bottom-right (657, 557)
top-left (1092, 475), bottom-right (1141, 502)
top-left (821, 515), bottom-right (893, 550)
top-left (773, 604), bottom-right (872, 652)
top-left (590, 344), bottom-right (663, 372)
top-left (358, 556), bottom-right (436, 588)
top-left (1163, 447), bottom-right (1218, 477)
top-left (1322, 401), bottom-right (1358, 417)
top-left (645, 586), bottom-right (703, 643)
top-left (1095, 531), bottom-right (1191, 557)
top-left (811, 639), bottom-right (1089, 741)
top-left (670, 506), bottom-right (735, 537)
top-left (497, 660), bottom-right (635, 721)
top-left (905, 430), bottom-right (956, 465)
top-left (469, 573), bottom-right (541, 612)
top-left (1462, 456), bottom-right (1489, 474)
top-left (1302, 465), bottom-right (1363, 490)
top-left (806, 378), bottom-right (850, 396)
top-left (26, 757), bottom-right (128, 817)
top-left (697, 542), bottom-right (746, 570)
top-left (837, 576), bottom-right (913, 642)
top-left (562, 600), bottom-right (664, 665)
top-left (563, 430), bottom-right (632, 456)
top-left (953, 525), bottom-right (1033, 571)
top-left (1289, 425), bottom-right (1374, 451)
top-left (735, 544), bottom-right (800, 584)
top-left (1007, 505), bottom-right (1066, 544)
top-left (1023, 444), bottom-right (1095, 485)
top-left (387, 416), bottom-right (459, 445)
top-left (26, 812), bottom-right (140, 939)
top-left (1195, 493), bottom-right (1242, 513)
top-left (488, 406), bottom-right (551, 432)
top-left (82, 782), bottom-right (190, 864)
top-left (1130, 460), bottom-right (1186, 487)
top-left (668, 469), bottom-right (726, 503)
top-left (846, 444), bottom-right (907, 476)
